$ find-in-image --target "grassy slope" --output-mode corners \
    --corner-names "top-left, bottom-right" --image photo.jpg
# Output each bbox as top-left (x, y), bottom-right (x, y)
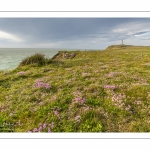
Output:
top-left (1, 46), bottom-right (150, 132)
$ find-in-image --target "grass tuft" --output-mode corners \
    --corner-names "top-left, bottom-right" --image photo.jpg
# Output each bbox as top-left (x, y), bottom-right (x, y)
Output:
top-left (19, 53), bottom-right (46, 67)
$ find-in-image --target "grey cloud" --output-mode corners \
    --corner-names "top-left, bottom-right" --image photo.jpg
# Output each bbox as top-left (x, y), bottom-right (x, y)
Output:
top-left (133, 31), bottom-right (150, 36)
top-left (0, 18), bottom-right (150, 48)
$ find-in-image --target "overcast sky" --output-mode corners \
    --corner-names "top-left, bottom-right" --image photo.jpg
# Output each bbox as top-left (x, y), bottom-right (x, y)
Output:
top-left (0, 18), bottom-right (150, 49)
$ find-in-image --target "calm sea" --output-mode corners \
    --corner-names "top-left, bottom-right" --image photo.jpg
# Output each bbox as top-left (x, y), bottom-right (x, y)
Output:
top-left (0, 48), bottom-right (63, 70)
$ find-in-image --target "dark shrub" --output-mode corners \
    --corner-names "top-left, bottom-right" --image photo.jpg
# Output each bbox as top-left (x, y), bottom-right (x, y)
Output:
top-left (19, 53), bottom-right (46, 66)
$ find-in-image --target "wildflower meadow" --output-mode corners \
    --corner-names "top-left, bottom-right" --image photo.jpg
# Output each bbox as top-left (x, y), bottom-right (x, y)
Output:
top-left (1, 46), bottom-right (150, 132)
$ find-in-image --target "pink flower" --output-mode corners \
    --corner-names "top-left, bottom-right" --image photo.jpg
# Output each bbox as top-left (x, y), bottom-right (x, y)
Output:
top-left (104, 85), bottom-right (116, 90)
top-left (33, 128), bottom-right (38, 132)
top-left (39, 102), bottom-right (44, 106)
top-left (74, 115), bottom-right (81, 122)
top-left (48, 127), bottom-right (51, 132)
top-left (43, 123), bottom-right (47, 129)
top-left (83, 107), bottom-right (89, 111)
top-left (9, 113), bottom-right (14, 116)
top-left (51, 122), bottom-right (54, 129)
top-left (81, 98), bottom-right (86, 104)
top-left (54, 111), bottom-right (60, 119)
top-left (73, 96), bottom-right (86, 105)
top-left (35, 80), bottom-right (51, 89)
top-left (17, 71), bottom-right (26, 75)
top-left (39, 126), bottom-right (43, 132)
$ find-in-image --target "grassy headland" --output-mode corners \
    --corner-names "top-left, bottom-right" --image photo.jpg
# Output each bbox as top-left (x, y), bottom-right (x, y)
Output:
top-left (1, 45), bottom-right (150, 132)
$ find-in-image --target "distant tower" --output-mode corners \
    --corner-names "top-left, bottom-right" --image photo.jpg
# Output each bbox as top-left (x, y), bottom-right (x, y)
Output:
top-left (122, 40), bottom-right (123, 45)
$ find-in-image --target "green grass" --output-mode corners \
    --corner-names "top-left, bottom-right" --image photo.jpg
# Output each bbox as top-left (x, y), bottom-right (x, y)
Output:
top-left (1, 46), bottom-right (150, 132)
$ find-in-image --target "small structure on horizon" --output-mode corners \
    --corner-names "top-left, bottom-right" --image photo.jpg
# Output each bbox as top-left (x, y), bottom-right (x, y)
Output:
top-left (122, 40), bottom-right (123, 45)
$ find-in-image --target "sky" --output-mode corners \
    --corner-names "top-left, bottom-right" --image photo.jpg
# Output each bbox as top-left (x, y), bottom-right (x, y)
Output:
top-left (1, 18), bottom-right (150, 49)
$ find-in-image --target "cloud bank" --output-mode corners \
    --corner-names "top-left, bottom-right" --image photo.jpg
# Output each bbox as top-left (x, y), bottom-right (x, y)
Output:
top-left (0, 18), bottom-right (150, 49)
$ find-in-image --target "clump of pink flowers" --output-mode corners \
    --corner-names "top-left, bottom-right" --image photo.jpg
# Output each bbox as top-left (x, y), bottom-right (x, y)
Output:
top-left (35, 80), bottom-right (52, 89)
top-left (74, 115), bottom-right (81, 122)
top-left (104, 85), bottom-right (116, 90)
top-left (111, 93), bottom-right (131, 111)
top-left (39, 102), bottom-right (44, 106)
top-left (27, 122), bottom-right (54, 133)
top-left (9, 113), bottom-right (14, 116)
top-left (17, 71), bottom-right (26, 75)
top-left (72, 96), bottom-right (86, 105)
top-left (54, 110), bottom-right (60, 119)
top-left (83, 106), bottom-right (90, 111)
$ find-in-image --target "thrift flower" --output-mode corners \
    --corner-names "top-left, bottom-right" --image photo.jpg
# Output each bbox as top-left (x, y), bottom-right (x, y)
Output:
top-left (51, 122), bottom-right (54, 129)
top-left (35, 80), bottom-right (52, 89)
top-left (9, 113), bottom-right (14, 116)
top-left (39, 102), bottom-right (44, 106)
top-left (54, 111), bottom-right (60, 119)
top-left (48, 127), bottom-right (51, 132)
top-left (104, 85), bottom-right (116, 90)
top-left (33, 128), bottom-right (38, 132)
top-left (43, 123), bottom-right (47, 129)
top-left (73, 96), bottom-right (86, 105)
top-left (17, 71), bottom-right (26, 75)
top-left (74, 115), bottom-right (81, 122)
top-left (39, 126), bottom-right (43, 132)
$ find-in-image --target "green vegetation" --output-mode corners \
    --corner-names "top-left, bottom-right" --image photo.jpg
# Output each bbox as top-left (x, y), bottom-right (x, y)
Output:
top-left (1, 46), bottom-right (150, 132)
top-left (19, 53), bottom-right (46, 67)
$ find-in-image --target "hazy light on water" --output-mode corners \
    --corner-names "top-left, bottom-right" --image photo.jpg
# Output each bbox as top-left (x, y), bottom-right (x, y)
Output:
top-left (0, 48), bottom-right (60, 70)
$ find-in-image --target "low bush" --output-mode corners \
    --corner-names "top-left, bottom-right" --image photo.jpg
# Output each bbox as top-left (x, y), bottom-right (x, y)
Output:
top-left (19, 53), bottom-right (46, 66)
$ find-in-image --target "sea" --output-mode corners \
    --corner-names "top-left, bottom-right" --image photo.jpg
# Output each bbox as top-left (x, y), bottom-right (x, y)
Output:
top-left (0, 48), bottom-right (65, 71)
